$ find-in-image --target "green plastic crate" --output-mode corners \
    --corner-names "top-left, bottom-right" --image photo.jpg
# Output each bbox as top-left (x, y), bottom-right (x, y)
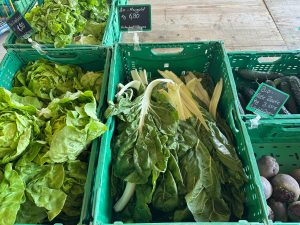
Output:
top-left (3, 0), bottom-right (127, 49)
top-left (0, 46), bottom-right (112, 225)
top-left (0, 0), bottom-right (34, 16)
top-left (228, 51), bottom-right (300, 121)
top-left (91, 42), bottom-right (269, 225)
top-left (244, 120), bottom-right (300, 224)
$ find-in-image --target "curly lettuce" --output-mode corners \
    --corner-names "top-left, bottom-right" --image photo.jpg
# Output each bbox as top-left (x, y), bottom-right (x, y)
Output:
top-left (24, 0), bottom-right (109, 47)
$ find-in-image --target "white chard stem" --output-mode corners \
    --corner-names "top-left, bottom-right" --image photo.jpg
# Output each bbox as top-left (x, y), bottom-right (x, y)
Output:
top-left (114, 182), bottom-right (136, 212)
top-left (138, 78), bottom-right (174, 133)
top-left (115, 80), bottom-right (141, 98)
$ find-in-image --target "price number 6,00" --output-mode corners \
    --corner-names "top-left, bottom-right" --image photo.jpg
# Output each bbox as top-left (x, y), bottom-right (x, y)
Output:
top-left (129, 13), bottom-right (140, 20)
top-left (121, 13), bottom-right (140, 21)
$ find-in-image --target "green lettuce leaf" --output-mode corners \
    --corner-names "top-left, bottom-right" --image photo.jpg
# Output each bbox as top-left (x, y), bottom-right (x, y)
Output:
top-left (39, 91), bottom-right (107, 163)
top-left (0, 164), bottom-right (25, 225)
top-left (0, 88), bottom-right (41, 164)
top-left (61, 160), bottom-right (87, 218)
top-left (12, 59), bottom-right (104, 103)
top-left (79, 0), bottom-right (109, 23)
top-left (12, 59), bottom-right (82, 102)
top-left (24, 0), bottom-right (109, 47)
top-left (15, 198), bottom-right (48, 224)
top-left (17, 162), bottom-right (67, 221)
top-left (25, 0), bottom-right (87, 47)
top-left (80, 71), bottom-right (104, 101)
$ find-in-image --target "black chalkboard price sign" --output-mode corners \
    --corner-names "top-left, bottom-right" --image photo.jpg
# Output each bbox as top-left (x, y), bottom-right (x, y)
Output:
top-left (246, 83), bottom-right (289, 117)
top-left (7, 11), bottom-right (33, 39)
top-left (118, 4), bottom-right (151, 32)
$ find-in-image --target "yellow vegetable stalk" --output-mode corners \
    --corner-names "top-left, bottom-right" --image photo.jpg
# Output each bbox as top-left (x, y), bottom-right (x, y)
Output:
top-left (209, 78), bottom-right (223, 120)
top-left (158, 70), bottom-right (209, 131)
top-left (186, 77), bottom-right (211, 107)
top-left (161, 84), bottom-right (192, 120)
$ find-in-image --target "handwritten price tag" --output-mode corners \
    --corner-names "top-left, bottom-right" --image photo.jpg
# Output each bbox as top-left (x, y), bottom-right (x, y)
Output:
top-left (246, 83), bottom-right (289, 117)
top-left (7, 11), bottom-right (33, 39)
top-left (118, 5), bottom-right (151, 32)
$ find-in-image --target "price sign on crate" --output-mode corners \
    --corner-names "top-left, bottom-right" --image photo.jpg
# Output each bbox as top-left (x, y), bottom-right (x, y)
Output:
top-left (7, 10), bottom-right (33, 39)
top-left (118, 4), bottom-right (151, 32)
top-left (246, 83), bottom-right (289, 118)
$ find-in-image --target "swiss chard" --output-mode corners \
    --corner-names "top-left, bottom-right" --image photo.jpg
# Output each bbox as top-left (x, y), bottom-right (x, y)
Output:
top-left (107, 70), bottom-right (247, 222)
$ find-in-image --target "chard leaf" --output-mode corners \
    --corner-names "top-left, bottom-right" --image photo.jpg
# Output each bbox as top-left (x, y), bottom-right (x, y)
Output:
top-left (133, 184), bottom-right (153, 222)
top-left (152, 170), bottom-right (179, 213)
top-left (185, 186), bottom-right (230, 222)
top-left (110, 90), bottom-right (178, 184)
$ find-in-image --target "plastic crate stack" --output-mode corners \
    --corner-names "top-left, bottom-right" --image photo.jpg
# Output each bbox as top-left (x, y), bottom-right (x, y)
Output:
top-left (228, 51), bottom-right (300, 225)
top-left (0, 0), bottom-right (299, 225)
top-left (0, 1), bottom-right (129, 225)
top-left (0, 0), bottom-right (34, 36)
top-left (0, 0), bottom-right (32, 16)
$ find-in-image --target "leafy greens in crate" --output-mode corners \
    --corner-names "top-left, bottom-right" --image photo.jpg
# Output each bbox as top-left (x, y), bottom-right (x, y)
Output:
top-left (0, 59), bottom-right (107, 225)
top-left (22, 0), bottom-right (109, 47)
top-left (105, 69), bottom-right (247, 222)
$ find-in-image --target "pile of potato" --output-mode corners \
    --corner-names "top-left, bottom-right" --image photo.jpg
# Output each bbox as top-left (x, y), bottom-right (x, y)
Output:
top-left (257, 156), bottom-right (300, 222)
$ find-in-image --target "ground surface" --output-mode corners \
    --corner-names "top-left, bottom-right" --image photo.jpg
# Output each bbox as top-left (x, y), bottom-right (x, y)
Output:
top-left (0, 0), bottom-right (299, 61)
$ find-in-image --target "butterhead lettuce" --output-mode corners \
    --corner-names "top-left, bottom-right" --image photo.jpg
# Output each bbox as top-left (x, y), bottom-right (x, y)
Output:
top-left (39, 91), bottom-right (107, 163)
top-left (0, 58), bottom-right (107, 224)
top-left (0, 88), bottom-right (41, 164)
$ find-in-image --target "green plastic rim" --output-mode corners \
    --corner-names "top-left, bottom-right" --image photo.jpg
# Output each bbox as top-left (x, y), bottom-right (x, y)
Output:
top-left (91, 42), bottom-right (269, 225)
top-left (227, 51), bottom-right (300, 122)
top-left (3, 0), bottom-right (128, 49)
top-left (0, 46), bottom-right (112, 225)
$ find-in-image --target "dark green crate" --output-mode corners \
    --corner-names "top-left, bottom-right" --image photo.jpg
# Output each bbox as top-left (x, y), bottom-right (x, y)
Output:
top-left (0, 0), bottom-right (35, 16)
top-left (91, 42), bottom-right (268, 225)
top-left (0, 46), bottom-right (112, 225)
top-left (3, 0), bottom-right (127, 49)
top-left (244, 120), bottom-right (300, 224)
top-left (228, 51), bottom-right (300, 121)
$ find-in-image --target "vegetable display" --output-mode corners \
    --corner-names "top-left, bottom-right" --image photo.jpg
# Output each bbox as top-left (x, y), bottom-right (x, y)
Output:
top-left (105, 69), bottom-right (247, 222)
top-left (257, 155), bottom-right (300, 222)
top-left (24, 0), bottom-right (109, 47)
top-left (234, 69), bottom-right (300, 114)
top-left (0, 59), bottom-right (107, 225)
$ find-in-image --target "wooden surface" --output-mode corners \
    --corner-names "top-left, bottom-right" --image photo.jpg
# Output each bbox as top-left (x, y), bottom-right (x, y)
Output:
top-left (0, 0), bottom-right (299, 61)
top-left (122, 0), bottom-right (300, 51)
top-left (264, 0), bottom-right (300, 50)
